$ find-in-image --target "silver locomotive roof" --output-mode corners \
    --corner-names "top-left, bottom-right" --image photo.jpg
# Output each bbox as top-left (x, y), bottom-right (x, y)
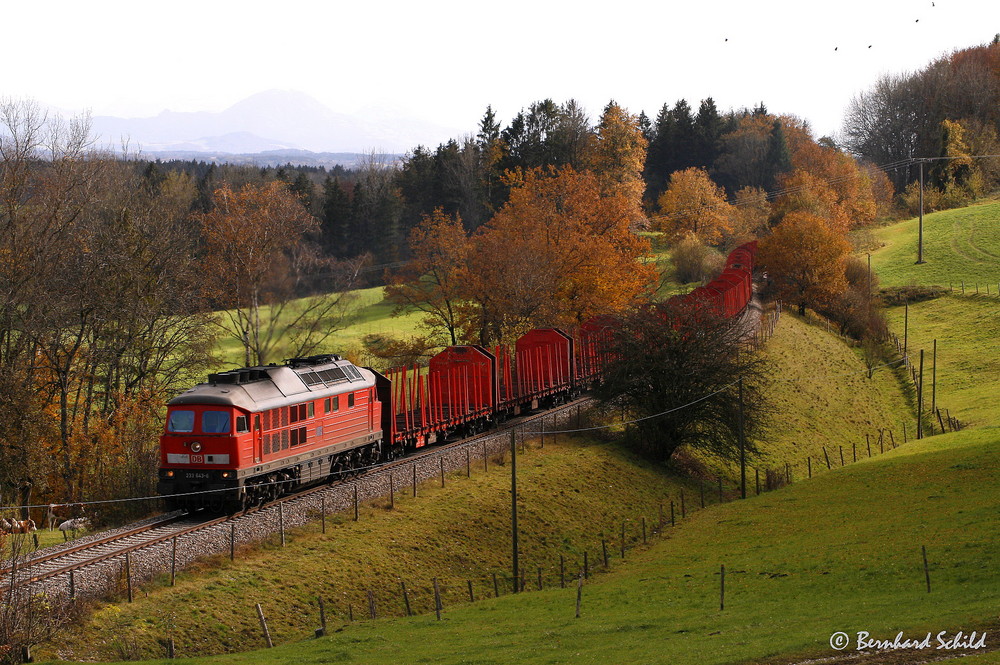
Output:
top-left (168, 355), bottom-right (376, 412)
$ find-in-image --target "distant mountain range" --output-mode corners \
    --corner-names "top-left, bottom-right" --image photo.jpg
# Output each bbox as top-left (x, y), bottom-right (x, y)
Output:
top-left (90, 90), bottom-right (463, 165)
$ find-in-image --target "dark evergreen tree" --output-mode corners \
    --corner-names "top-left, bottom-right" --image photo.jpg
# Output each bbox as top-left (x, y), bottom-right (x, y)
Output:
top-left (289, 171), bottom-right (316, 212)
top-left (320, 176), bottom-right (353, 257)
top-left (693, 98), bottom-right (724, 170)
top-left (764, 119), bottom-right (793, 192)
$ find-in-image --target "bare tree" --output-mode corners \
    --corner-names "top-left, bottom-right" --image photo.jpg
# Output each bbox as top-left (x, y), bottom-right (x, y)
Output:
top-left (200, 181), bottom-right (369, 366)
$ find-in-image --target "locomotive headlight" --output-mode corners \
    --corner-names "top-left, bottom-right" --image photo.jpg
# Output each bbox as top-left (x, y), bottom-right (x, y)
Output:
top-left (190, 441), bottom-right (203, 453)
top-left (221, 471), bottom-right (231, 479)
top-left (165, 470), bottom-right (175, 477)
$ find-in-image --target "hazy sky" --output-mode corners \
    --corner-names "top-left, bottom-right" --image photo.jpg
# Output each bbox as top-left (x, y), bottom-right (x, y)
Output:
top-left (3, 0), bottom-right (997, 144)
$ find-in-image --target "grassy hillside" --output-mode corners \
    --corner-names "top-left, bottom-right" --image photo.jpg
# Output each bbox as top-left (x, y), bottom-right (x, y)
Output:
top-left (40, 438), bottom-right (702, 661)
top-left (47, 426), bottom-right (1000, 665)
top-left (870, 198), bottom-right (1000, 288)
top-left (39, 300), bottom-right (922, 663)
top-left (757, 311), bottom-right (912, 473)
top-left (885, 293), bottom-right (1000, 429)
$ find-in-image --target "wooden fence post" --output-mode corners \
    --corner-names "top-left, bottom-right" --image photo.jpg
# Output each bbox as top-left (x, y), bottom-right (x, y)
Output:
top-left (256, 604), bottom-right (273, 648)
top-left (401, 580), bottom-right (412, 616)
top-left (922, 545), bottom-right (931, 593)
top-left (575, 571), bottom-right (583, 618)
top-left (125, 551), bottom-right (134, 603)
top-left (720, 564), bottom-right (725, 611)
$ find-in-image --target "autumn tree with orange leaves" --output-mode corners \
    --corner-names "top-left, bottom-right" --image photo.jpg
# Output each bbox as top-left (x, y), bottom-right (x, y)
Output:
top-left (655, 167), bottom-right (734, 245)
top-left (588, 101), bottom-right (648, 225)
top-left (757, 211), bottom-right (851, 315)
top-left (465, 167), bottom-right (656, 345)
top-left (773, 118), bottom-right (889, 231)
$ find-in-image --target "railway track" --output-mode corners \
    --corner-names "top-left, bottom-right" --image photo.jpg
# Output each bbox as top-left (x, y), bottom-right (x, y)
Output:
top-left (1, 397), bottom-right (591, 600)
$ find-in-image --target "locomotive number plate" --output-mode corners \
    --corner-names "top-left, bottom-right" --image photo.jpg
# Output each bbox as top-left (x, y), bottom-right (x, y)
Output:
top-left (190, 454), bottom-right (204, 464)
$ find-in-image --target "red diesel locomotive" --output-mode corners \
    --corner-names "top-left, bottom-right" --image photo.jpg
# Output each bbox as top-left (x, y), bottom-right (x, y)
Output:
top-left (158, 242), bottom-right (758, 511)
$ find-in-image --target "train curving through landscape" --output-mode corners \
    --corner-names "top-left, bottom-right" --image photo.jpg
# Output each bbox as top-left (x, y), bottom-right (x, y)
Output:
top-left (157, 242), bottom-right (757, 511)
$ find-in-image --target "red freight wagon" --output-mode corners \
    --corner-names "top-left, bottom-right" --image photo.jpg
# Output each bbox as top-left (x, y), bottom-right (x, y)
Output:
top-left (576, 315), bottom-right (618, 385)
top-left (515, 328), bottom-right (574, 408)
top-left (388, 345), bottom-right (499, 450)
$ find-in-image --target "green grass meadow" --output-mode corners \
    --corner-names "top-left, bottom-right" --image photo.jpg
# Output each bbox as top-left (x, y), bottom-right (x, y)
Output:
top-left (48, 426), bottom-right (1000, 665)
top-left (213, 285), bottom-right (428, 368)
top-left (870, 198), bottom-right (1000, 289)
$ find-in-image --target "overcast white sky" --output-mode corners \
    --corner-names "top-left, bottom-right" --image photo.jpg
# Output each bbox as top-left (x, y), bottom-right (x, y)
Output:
top-left (3, 0), bottom-right (997, 143)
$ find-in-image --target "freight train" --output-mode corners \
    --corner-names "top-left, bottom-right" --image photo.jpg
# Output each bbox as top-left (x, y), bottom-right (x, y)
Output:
top-left (157, 242), bottom-right (757, 511)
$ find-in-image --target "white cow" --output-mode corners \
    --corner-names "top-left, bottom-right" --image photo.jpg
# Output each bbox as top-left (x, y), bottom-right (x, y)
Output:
top-left (58, 517), bottom-right (90, 541)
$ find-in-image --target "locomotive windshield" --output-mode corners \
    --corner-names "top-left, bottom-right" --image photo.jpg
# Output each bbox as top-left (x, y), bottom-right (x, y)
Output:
top-left (202, 410), bottom-right (232, 433)
top-left (165, 409), bottom-right (232, 434)
top-left (167, 410), bottom-right (195, 432)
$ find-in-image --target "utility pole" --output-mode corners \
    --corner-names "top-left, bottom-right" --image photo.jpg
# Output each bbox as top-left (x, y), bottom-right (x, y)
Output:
top-left (738, 377), bottom-right (746, 499)
top-left (867, 252), bottom-right (872, 315)
top-left (917, 349), bottom-right (925, 439)
top-left (917, 160), bottom-right (926, 264)
top-left (510, 429), bottom-right (519, 592)
top-left (932, 339), bottom-right (937, 415)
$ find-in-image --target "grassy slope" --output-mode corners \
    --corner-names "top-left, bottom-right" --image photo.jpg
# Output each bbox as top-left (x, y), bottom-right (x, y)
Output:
top-left (871, 198), bottom-right (1000, 288)
top-left (58, 427), bottom-right (1000, 665)
top-left (871, 198), bottom-right (1000, 429)
top-left (41, 439), bottom-right (705, 661)
top-left (884, 292), bottom-right (1000, 430)
top-left (39, 303), bottom-right (921, 664)
top-left (757, 311), bottom-right (912, 472)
